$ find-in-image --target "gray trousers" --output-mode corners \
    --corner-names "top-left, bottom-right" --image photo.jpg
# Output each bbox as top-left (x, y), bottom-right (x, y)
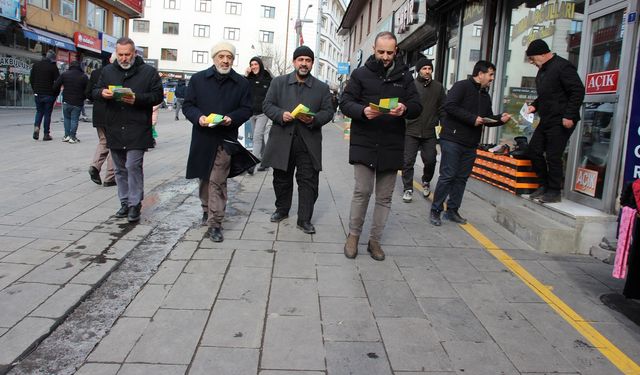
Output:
top-left (251, 113), bottom-right (272, 163)
top-left (111, 149), bottom-right (145, 207)
top-left (199, 146), bottom-right (231, 228)
top-left (348, 164), bottom-right (398, 242)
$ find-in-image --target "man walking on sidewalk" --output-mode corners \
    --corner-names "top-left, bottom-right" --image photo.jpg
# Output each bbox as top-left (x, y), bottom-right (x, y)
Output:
top-left (525, 39), bottom-right (585, 203)
top-left (53, 60), bottom-right (88, 144)
top-left (245, 56), bottom-right (273, 172)
top-left (340, 32), bottom-right (422, 260)
top-left (261, 46), bottom-right (334, 235)
top-left (174, 79), bottom-right (186, 121)
top-left (182, 41), bottom-right (255, 242)
top-left (401, 58), bottom-right (446, 203)
top-left (30, 50), bottom-right (59, 141)
top-left (430, 60), bottom-right (511, 226)
top-left (86, 55), bottom-right (116, 187)
top-left (95, 37), bottom-right (164, 222)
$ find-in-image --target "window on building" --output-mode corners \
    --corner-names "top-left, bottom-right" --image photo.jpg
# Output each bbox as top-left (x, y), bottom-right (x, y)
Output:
top-left (133, 20), bottom-right (150, 33)
top-left (28, 0), bottom-right (49, 9)
top-left (196, 0), bottom-right (211, 12)
top-left (321, 16), bottom-right (327, 31)
top-left (520, 76), bottom-right (536, 87)
top-left (367, 0), bottom-right (372, 34)
top-left (224, 27), bottom-right (239, 40)
top-left (225, 1), bottom-right (241, 15)
top-left (113, 15), bottom-right (126, 37)
top-left (60, 0), bottom-right (77, 20)
top-left (138, 46), bottom-right (148, 58)
top-left (161, 48), bottom-right (178, 61)
top-left (87, 1), bottom-right (107, 31)
top-left (320, 39), bottom-right (326, 54)
top-left (262, 5), bottom-right (275, 18)
top-left (259, 30), bottom-right (274, 43)
top-left (359, 15), bottom-right (363, 43)
top-left (192, 50), bottom-right (209, 63)
top-left (469, 49), bottom-right (480, 61)
top-left (193, 24), bottom-right (210, 37)
top-left (377, 0), bottom-right (382, 20)
top-left (145, 0), bottom-right (150, 7)
top-left (163, 22), bottom-right (179, 35)
top-left (164, 0), bottom-right (177, 9)
top-left (473, 24), bottom-right (482, 37)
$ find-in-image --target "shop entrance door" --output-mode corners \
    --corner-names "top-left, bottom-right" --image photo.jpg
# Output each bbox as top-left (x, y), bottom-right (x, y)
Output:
top-left (566, 3), bottom-right (635, 212)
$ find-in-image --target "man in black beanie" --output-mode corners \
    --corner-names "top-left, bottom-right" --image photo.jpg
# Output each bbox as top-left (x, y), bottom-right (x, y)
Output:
top-left (401, 58), bottom-right (446, 203)
top-left (525, 39), bottom-right (585, 203)
top-left (261, 45), bottom-right (334, 234)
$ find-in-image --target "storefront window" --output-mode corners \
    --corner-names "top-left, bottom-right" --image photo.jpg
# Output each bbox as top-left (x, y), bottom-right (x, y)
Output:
top-left (458, 1), bottom-right (484, 77)
top-left (0, 54), bottom-right (35, 107)
top-left (498, 0), bottom-right (585, 145)
top-left (442, 7), bottom-right (460, 90)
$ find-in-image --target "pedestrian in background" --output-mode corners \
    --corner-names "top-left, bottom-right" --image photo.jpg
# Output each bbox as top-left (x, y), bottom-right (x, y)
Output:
top-left (182, 41), bottom-right (256, 242)
top-left (53, 60), bottom-right (88, 144)
top-left (245, 56), bottom-right (273, 172)
top-left (339, 32), bottom-right (422, 261)
top-left (30, 50), bottom-right (59, 141)
top-left (401, 58), bottom-right (446, 203)
top-left (174, 79), bottom-right (186, 121)
top-left (525, 39), bottom-right (585, 203)
top-left (94, 37), bottom-right (164, 222)
top-left (261, 46), bottom-right (335, 235)
top-left (430, 60), bottom-right (511, 226)
top-left (86, 55), bottom-right (116, 187)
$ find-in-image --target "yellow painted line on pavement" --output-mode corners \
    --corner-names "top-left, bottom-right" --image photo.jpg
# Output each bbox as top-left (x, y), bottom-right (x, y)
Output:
top-left (462, 223), bottom-right (640, 375)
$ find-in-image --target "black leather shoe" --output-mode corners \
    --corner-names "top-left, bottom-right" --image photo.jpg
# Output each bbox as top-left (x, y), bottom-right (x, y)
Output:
top-left (539, 191), bottom-right (561, 203)
top-left (430, 210), bottom-right (442, 226)
top-left (209, 227), bottom-right (224, 242)
top-left (128, 203), bottom-right (141, 222)
top-left (247, 166), bottom-right (255, 175)
top-left (103, 180), bottom-right (116, 187)
top-left (444, 209), bottom-right (467, 224)
top-left (89, 166), bottom-right (102, 185)
top-left (297, 221), bottom-right (316, 234)
top-left (270, 211), bottom-right (289, 222)
top-left (32, 127), bottom-right (39, 140)
top-left (201, 212), bottom-right (208, 226)
top-left (528, 186), bottom-right (545, 199)
top-left (115, 202), bottom-right (128, 218)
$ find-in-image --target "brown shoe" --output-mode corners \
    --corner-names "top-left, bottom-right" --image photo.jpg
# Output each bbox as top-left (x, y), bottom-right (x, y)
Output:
top-left (367, 240), bottom-right (385, 261)
top-left (344, 234), bottom-right (359, 259)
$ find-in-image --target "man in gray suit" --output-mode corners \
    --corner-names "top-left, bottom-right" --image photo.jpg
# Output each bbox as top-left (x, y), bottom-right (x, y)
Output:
top-left (261, 46), bottom-right (334, 234)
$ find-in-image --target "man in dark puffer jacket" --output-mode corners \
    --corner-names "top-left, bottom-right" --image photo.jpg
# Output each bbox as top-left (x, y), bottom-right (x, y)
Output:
top-left (30, 50), bottom-right (59, 141)
top-left (53, 60), bottom-right (88, 143)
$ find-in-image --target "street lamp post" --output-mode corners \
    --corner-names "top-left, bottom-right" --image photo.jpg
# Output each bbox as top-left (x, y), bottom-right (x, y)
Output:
top-left (295, 2), bottom-right (313, 47)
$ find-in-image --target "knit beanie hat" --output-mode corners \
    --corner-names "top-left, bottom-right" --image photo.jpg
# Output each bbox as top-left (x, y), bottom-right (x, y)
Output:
top-left (210, 41), bottom-right (236, 59)
top-left (293, 46), bottom-right (314, 61)
top-left (415, 58), bottom-right (433, 71)
top-left (45, 50), bottom-right (56, 62)
top-left (526, 39), bottom-right (551, 56)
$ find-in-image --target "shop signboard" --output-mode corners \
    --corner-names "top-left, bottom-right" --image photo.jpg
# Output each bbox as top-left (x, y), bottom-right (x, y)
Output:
top-left (74, 32), bottom-right (101, 53)
top-left (624, 41), bottom-right (640, 182)
top-left (118, 0), bottom-right (142, 14)
top-left (574, 167), bottom-right (598, 197)
top-left (145, 59), bottom-right (158, 69)
top-left (337, 62), bottom-right (349, 75)
top-left (0, 0), bottom-right (20, 22)
top-left (100, 32), bottom-right (117, 53)
top-left (585, 69), bottom-right (619, 94)
top-left (393, 0), bottom-right (426, 42)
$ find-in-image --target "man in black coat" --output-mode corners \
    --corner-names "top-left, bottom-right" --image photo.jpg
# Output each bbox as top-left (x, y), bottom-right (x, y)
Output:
top-left (525, 39), bottom-right (585, 203)
top-left (94, 37), bottom-right (164, 222)
top-left (53, 60), bottom-right (88, 144)
top-left (245, 56), bottom-right (273, 172)
top-left (30, 50), bottom-right (59, 141)
top-left (182, 41), bottom-right (255, 242)
top-left (401, 58), bottom-right (446, 203)
top-left (174, 79), bottom-right (186, 121)
top-left (430, 60), bottom-right (511, 226)
top-left (261, 46), bottom-right (334, 235)
top-left (86, 55), bottom-right (116, 187)
top-left (339, 32), bottom-right (422, 261)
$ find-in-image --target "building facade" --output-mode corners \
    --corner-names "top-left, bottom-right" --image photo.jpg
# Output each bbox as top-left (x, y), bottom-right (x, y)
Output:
top-left (0, 0), bottom-right (142, 107)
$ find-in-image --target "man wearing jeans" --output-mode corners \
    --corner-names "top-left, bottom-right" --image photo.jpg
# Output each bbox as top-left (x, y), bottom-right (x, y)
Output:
top-left (53, 60), bottom-right (88, 143)
top-left (339, 32), bottom-right (422, 261)
top-left (430, 61), bottom-right (511, 226)
top-left (30, 50), bottom-right (59, 141)
top-left (95, 37), bottom-right (163, 222)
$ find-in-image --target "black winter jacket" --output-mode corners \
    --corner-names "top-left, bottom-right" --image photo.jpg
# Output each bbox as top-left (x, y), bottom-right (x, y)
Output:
top-left (440, 77), bottom-right (503, 148)
top-left (339, 55), bottom-right (422, 171)
top-left (85, 67), bottom-right (107, 128)
top-left (30, 58), bottom-right (59, 96)
top-left (53, 63), bottom-right (88, 106)
top-left (405, 76), bottom-right (446, 139)
top-left (93, 56), bottom-right (164, 150)
top-left (531, 54), bottom-right (585, 126)
top-left (246, 57), bottom-right (272, 115)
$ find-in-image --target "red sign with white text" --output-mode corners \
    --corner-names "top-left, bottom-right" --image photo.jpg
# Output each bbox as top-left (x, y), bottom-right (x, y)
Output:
top-left (74, 32), bottom-right (101, 53)
top-left (574, 167), bottom-right (598, 197)
top-left (118, 0), bottom-right (143, 14)
top-left (585, 69), bottom-right (619, 94)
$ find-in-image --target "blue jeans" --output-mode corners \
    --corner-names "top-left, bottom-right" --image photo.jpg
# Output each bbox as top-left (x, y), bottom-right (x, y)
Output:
top-left (34, 95), bottom-right (55, 134)
top-left (63, 103), bottom-right (82, 138)
top-left (431, 139), bottom-right (477, 213)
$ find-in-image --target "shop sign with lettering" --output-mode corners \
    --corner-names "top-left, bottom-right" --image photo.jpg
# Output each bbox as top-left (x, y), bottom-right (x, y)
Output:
top-left (585, 69), bottom-right (619, 94)
top-left (512, 1), bottom-right (576, 41)
top-left (394, 0), bottom-right (420, 34)
top-left (624, 40), bottom-right (640, 182)
top-left (74, 32), bottom-right (101, 53)
top-left (574, 167), bottom-right (598, 197)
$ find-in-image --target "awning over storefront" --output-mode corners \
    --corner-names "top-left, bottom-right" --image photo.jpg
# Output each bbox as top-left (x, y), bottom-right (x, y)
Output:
top-left (20, 25), bottom-right (76, 51)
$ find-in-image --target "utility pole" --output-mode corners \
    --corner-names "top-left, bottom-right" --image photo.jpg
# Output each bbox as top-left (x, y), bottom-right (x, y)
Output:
top-left (295, 1), bottom-right (313, 47)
